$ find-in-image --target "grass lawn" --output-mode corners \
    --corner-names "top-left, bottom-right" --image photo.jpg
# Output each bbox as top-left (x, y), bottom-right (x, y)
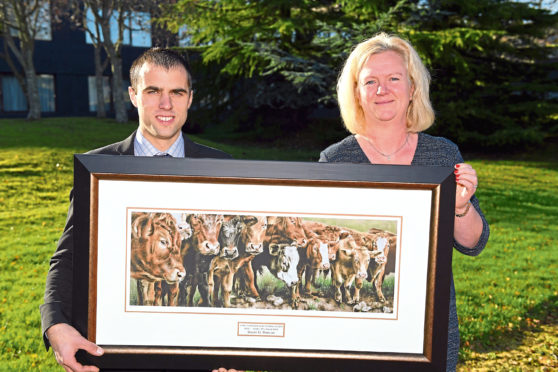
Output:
top-left (0, 117), bottom-right (556, 371)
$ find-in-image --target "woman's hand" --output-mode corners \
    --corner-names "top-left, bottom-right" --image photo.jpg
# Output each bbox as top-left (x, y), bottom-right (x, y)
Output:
top-left (454, 163), bottom-right (477, 213)
top-left (212, 369), bottom-right (244, 372)
top-left (453, 163), bottom-right (484, 248)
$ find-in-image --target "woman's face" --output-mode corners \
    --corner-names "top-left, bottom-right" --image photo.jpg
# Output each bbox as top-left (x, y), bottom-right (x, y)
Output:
top-left (356, 50), bottom-right (414, 129)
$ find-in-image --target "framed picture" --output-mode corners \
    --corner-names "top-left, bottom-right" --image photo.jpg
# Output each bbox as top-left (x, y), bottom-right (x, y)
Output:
top-left (72, 154), bottom-right (455, 371)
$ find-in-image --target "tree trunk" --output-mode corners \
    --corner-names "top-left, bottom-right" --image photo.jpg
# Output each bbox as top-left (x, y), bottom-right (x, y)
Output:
top-left (109, 52), bottom-right (127, 123)
top-left (23, 49), bottom-right (41, 120)
top-left (99, 17), bottom-right (128, 123)
top-left (93, 45), bottom-right (106, 118)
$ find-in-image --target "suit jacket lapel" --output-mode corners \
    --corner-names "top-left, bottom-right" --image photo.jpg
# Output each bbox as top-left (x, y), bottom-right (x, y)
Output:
top-left (118, 131), bottom-right (136, 155)
top-left (183, 134), bottom-right (199, 158)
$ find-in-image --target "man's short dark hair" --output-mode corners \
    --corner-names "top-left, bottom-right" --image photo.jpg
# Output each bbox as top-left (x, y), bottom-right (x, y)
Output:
top-left (130, 47), bottom-right (192, 90)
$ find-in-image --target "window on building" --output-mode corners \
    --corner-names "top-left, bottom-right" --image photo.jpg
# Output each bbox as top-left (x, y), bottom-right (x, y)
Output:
top-left (38, 75), bottom-right (55, 112)
top-left (87, 77), bottom-right (133, 112)
top-left (88, 76), bottom-right (111, 112)
top-left (1, 74), bottom-right (55, 112)
top-left (2, 76), bottom-right (27, 111)
top-left (86, 9), bottom-right (151, 47)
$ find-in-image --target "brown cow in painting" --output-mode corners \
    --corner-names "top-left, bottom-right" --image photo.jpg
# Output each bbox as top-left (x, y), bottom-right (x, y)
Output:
top-left (130, 212), bottom-right (185, 306)
top-left (368, 228), bottom-right (397, 275)
top-left (338, 228), bottom-right (393, 303)
top-left (330, 232), bottom-right (382, 304)
top-left (366, 232), bottom-right (393, 302)
top-left (156, 213), bottom-right (193, 306)
top-left (232, 215), bottom-right (267, 300)
top-left (300, 220), bottom-right (347, 287)
top-left (297, 237), bottom-right (330, 295)
top-left (301, 220), bottom-right (345, 262)
top-left (179, 214), bottom-right (224, 307)
top-left (208, 216), bottom-right (266, 307)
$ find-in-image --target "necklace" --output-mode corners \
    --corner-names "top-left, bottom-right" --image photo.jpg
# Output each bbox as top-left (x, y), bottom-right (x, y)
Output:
top-left (360, 133), bottom-right (409, 160)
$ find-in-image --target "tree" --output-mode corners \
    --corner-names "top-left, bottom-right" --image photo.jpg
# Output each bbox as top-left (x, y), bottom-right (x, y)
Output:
top-left (89, 18), bottom-right (110, 118)
top-left (0, 0), bottom-right (50, 120)
top-left (83, 0), bottom-right (129, 123)
top-left (402, 0), bottom-right (558, 150)
top-left (158, 0), bottom-right (406, 137)
top-left (159, 0), bottom-right (557, 150)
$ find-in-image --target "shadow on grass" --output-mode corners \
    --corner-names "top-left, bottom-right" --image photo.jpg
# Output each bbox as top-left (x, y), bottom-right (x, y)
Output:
top-left (467, 295), bottom-right (558, 353)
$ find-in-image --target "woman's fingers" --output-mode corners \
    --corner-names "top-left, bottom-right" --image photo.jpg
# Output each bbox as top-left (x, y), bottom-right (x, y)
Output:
top-left (455, 163), bottom-right (478, 207)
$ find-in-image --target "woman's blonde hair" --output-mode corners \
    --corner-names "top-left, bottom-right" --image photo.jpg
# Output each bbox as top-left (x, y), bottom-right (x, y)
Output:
top-left (337, 32), bottom-right (434, 134)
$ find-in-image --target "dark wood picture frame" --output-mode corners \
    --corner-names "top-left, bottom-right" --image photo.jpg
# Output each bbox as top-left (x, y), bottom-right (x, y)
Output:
top-left (72, 154), bottom-right (456, 372)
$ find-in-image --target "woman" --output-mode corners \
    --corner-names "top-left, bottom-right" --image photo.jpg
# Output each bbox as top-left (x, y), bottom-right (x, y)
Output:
top-left (320, 33), bottom-right (489, 371)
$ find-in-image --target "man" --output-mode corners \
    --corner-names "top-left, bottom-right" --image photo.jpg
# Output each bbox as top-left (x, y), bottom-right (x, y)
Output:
top-left (40, 48), bottom-right (234, 372)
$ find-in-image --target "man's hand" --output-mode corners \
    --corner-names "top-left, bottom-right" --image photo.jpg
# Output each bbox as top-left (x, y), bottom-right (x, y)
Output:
top-left (46, 323), bottom-right (104, 372)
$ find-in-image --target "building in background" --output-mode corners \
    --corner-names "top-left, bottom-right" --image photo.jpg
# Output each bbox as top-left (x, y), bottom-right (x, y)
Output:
top-left (0, 7), bottom-right (154, 118)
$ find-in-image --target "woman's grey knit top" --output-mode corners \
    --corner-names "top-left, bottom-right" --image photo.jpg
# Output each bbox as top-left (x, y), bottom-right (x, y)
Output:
top-left (319, 133), bottom-right (490, 372)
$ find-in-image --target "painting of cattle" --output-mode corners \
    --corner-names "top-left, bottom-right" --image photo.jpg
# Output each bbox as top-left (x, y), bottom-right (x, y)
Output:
top-left (128, 210), bottom-right (399, 315)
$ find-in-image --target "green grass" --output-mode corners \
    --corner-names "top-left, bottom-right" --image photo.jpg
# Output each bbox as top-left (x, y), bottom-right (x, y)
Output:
top-left (0, 117), bottom-right (556, 371)
top-left (306, 271), bottom-right (395, 302)
top-left (454, 160), bottom-right (558, 363)
top-left (257, 269), bottom-right (288, 298)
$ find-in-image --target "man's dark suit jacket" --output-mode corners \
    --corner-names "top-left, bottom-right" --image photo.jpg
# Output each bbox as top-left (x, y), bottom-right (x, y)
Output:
top-left (40, 130), bottom-right (232, 350)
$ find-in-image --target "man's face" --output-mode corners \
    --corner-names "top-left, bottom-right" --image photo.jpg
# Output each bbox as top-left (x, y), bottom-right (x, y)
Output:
top-left (129, 62), bottom-right (193, 151)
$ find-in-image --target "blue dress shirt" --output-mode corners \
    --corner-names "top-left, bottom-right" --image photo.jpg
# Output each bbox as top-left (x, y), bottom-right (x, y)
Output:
top-left (134, 130), bottom-right (185, 158)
